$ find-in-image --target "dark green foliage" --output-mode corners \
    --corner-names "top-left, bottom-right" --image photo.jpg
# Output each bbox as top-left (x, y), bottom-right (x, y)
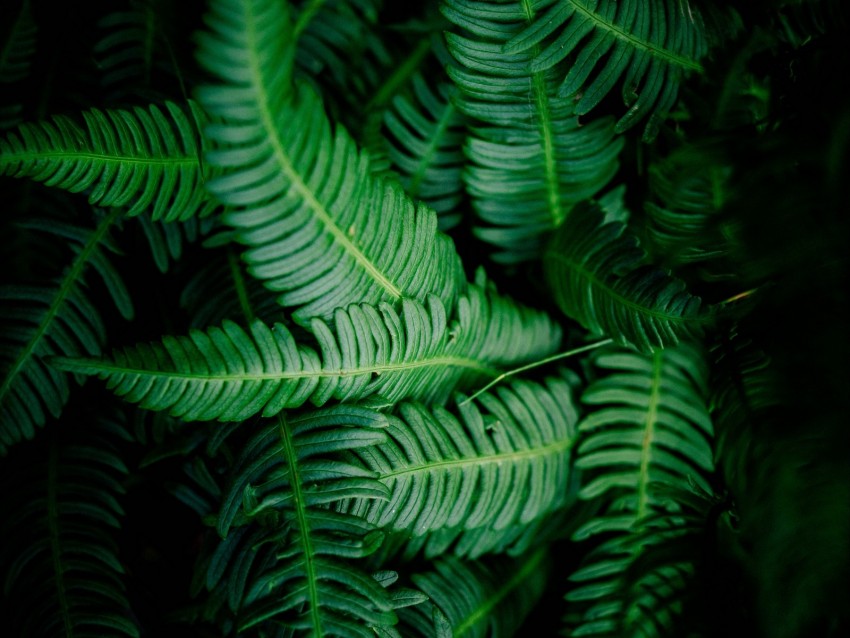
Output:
top-left (0, 411), bottom-right (139, 636)
top-left (1, 0), bottom-right (848, 636)
top-left (545, 202), bottom-right (709, 353)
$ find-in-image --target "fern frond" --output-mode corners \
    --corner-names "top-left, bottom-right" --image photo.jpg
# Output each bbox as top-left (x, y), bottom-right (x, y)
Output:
top-left (396, 550), bottom-right (550, 637)
top-left (52, 282), bottom-right (562, 422)
top-left (643, 143), bottom-right (731, 267)
top-left (195, 0), bottom-right (465, 324)
top-left (442, 0), bottom-right (623, 263)
top-left (342, 371), bottom-right (579, 536)
top-left (545, 202), bottom-right (708, 353)
top-left (381, 73), bottom-right (467, 231)
top-left (209, 410), bottom-right (399, 635)
top-left (0, 100), bottom-right (216, 221)
top-left (0, 210), bottom-right (130, 455)
top-left (0, 412), bottom-right (139, 636)
top-left (293, 0), bottom-right (385, 96)
top-left (0, 0), bottom-right (36, 130)
top-left (565, 487), bottom-right (713, 637)
top-left (135, 211), bottom-right (214, 273)
top-left (504, 0), bottom-right (709, 140)
top-left (93, 0), bottom-right (175, 95)
top-left (179, 243), bottom-right (283, 327)
top-left (571, 344), bottom-right (713, 540)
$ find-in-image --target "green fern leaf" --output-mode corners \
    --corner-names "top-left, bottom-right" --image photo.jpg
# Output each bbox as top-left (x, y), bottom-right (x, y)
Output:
top-left (0, 413), bottom-right (139, 636)
top-left (93, 0), bottom-right (176, 96)
top-left (442, 0), bottom-right (623, 263)
top-left (51, 283), bottom-right (562, 422)
top-left (208, 409), bottom-right (398, 635)
top-left (397, 550), bottom-right (550, 637)
top-left (572, 344), bottom-right (713, 540)
top-left (0, 210), bottom-right (131, 455)
top-left (544, 201), bottom-right (709, 353)
top-left (342, 371), bottom-right (579, 536)
top-left (381, 72), bottom-right (467, 231)
top-left (0, 100), bottom-right (216, 221)
top-left (503, 0), bottom-right (708, 140)
top-left (195, 0), bottom-right (466, 324)
top-left (643, 143), bottom-right (732, 267)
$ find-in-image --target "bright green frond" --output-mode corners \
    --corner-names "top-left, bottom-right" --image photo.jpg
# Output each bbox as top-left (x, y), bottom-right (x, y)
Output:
top-left (51, 283), bottom-right (562, 422)
top-left (195, 0), bottom-right (465, 324)
top-left (0, 100), bottom-right (215, 221)
top-left (504, 0), bottom-right (708, 140)
top-left (0, 414), bottom-right (139, 636)
top-left (443, 0), bottom-right (623, 263)
top-left (545, 202), bottom-right (709, 353)
top-left (342, 371), bottom-right (579, 536)
top-left (397, 550), bottom-right (550, 637)
top-left (0, 210), bottom-right (130, 455)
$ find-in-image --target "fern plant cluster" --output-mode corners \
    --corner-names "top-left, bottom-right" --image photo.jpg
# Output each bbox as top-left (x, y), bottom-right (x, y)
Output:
top-left (1, 0), bottom-right (848, 636)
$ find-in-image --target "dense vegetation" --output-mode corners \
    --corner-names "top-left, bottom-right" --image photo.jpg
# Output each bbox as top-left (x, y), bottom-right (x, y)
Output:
top-left (1, 0), bottom-right (848, 636)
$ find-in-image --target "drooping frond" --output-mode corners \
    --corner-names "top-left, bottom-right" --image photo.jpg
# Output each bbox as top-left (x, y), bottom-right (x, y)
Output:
top-left (643, 143), bottom-right (732, 267)
top-left (195, 0), bottom-right (465, 324)
top-left (341, 371), bottom-right (579, 536)
top-left (0, 100), bottom-right (216, 221)
top-left (0, 210), bottom-right (131, 455)
top-left (544, 202), bottom-right (709, 353)
top-left (380, 72), bottom-right (467, 231)
top-left (503, 0), bottom-right (709, 140)
top-left (0, 0), bottom-right (37, 129)
top-left (51, 282), bottom-right (562, 422)
top-left (564, 486), bottom-right (715, 637)
top-left (207, 409), bottom-right (402, 636)
top-left (395, 550), bottom-right (550, 637)
top-left (0, 412), bottom-right (139, 636)
top-left (442, 0), bottom-right (623, 263)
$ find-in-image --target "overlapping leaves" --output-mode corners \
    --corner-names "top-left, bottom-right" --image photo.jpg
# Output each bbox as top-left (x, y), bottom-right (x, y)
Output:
top-left (195, 0), bottom-right (465, 323)
top-left (443, 0), bottom-right (623, 262)
top-left (52, 283), bottom-right (562, 422)
top-left (504, 0), bottom-right (709, 139)
top-left (545, 202), bottom-right (708, 353)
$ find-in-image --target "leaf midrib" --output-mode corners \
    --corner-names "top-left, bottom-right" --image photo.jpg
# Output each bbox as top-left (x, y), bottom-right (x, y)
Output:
top-left (636, 351), bottom-right (663, 519)
top-left (566, 0), bottom-right (704, 73)
top-left (47, 440), bottom-right (74, 638)
top-left (52, 354), bottom-right (501, 382)
top-left (0, 150), bottom-right (199, 167)
top-left (244, 2), bottom-right (403, 301)
top-left (277, 414), bottom-right (323, 635)
top-left (380, 437), bottom-right (572, 481)
top-left (523, 0), bottom-right (566, 228)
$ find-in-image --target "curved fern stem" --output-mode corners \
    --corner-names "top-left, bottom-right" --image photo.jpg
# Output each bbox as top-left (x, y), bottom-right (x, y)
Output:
top-left (460, 338), bottom-right (612, 406)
